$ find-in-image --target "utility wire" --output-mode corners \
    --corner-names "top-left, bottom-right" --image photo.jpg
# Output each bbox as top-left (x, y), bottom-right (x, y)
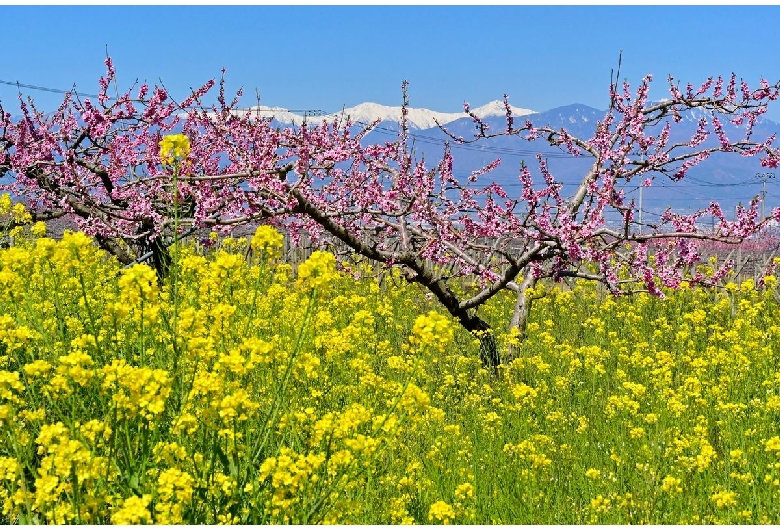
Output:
top-left (0, 79), bottom-right (100, 99)
top-left (351, 119), bottom-right (576, 159)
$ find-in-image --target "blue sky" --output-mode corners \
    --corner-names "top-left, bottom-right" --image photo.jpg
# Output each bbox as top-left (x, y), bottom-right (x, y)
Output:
top-left (2, 5), bottom-right (780, 120)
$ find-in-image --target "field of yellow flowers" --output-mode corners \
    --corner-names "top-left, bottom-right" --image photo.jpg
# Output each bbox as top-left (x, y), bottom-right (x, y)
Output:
top-left (1, 200), bottom-right (780, 524)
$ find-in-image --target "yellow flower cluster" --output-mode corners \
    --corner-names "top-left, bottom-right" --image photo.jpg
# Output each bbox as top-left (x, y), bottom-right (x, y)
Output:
top-left (410, 310), bottom-right (454, 353)
top-left (428, 500), bottom-right (455, 524)
top-left (111, 495), bottom-right (152, 524)
top-left (0, 194), bottom-right (38, 243)
top-left (0, 195), bottom-right (31, 225)
top-left (101, 360), bottom-right (171, 421)
top-left (296, 250), bottom-right (338, 290)
top-left (118, 263), bottom-right (159, 306)
top-left (251, 225), bottom-right (284, 260)
top-left (159, 134), bottom-right (191, 165)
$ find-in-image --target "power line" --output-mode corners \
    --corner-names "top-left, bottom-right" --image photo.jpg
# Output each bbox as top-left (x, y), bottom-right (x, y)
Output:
top-left (354, 120), bottom-right (576, 159)
top-left (0, 78), bottom-right (100, 99)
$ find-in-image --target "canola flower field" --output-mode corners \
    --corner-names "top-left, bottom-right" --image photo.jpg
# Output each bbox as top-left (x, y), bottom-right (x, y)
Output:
top-left (1, 200), bottom-right (780, 524)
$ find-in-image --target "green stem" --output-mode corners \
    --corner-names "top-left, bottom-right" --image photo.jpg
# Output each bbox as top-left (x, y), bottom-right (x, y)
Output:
top-left (248, 290), bottom-right (317, 471)
top-left (77, 267), bottom-right (103, 360)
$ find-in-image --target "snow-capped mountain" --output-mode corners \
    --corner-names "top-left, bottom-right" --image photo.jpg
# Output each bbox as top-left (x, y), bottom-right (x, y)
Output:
top-left (238, 100), bottom-right (535, 130)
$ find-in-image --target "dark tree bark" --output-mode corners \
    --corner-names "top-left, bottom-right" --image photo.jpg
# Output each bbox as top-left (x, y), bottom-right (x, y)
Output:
top-left (150, 236), bottom-right (171, 282)
top-left (458, 313), bottom-right (500, 373)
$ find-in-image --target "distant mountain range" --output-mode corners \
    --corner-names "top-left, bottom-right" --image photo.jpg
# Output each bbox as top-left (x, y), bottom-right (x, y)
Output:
top-left (236, 100), bottom-right (536, 130)
top-left (253, 100), bottom-right (780, 218)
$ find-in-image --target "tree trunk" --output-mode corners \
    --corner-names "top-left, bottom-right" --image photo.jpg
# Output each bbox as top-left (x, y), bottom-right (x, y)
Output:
top-left (510, 276), bottom-right (538, 340)
top-left (399, 264), bottom-right (501, 372)
top-left (477, 328), bottom-right (499, 374)
top-left (457, 312), bottom-right (500, 373)
top-left (94, 235), bottom-right (134, 265)
top-left (150, 237), bottom-right (171, 282)
top-left (507, 275), bottom-right (538, 360)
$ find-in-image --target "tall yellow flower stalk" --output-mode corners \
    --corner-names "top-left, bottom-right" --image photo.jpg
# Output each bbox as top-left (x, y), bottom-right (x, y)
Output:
top-left (158, 133), bottom-right (191, 334)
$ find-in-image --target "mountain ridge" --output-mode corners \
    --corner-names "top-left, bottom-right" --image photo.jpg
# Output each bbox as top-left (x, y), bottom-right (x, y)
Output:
top-left (236, 100), bottom-right (536, 130)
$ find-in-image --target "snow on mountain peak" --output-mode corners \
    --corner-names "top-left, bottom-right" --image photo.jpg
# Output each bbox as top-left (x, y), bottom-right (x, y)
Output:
top-left (469, 100), bottom-right (535, 119)
top-left (238, 100), bottom-right (535, 129)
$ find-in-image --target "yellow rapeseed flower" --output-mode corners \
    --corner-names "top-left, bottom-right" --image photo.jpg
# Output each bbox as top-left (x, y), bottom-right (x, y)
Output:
top-left (410, 311), bottom-right (454, 353)
top-left (59, 230), bottom-right (95, 257)
top-left (589, 494), bottom-right (611, 515)
top-left (765, 436), bottom-right (780, 455)
top-left (5, 202), bottom-right (32, 224)
top-left (0, 370), bottom-right (24, 403)
top-left (159, 134), bottom-right (191, 165)
top-left (661, 475), bottom-right (682, 494)
top-left (157, 467), bottom-right (195, 503)
top-left (428, 500), bottom-right (455, 524)
top-left (0, 194), bottom-right (11, 215)
top-left (296, 250), bottom-right (338, 290)
top-left (711, 489), bottom-right (738, 509)
top-left (455, 482), bottom-right (475, 500)
top-left (585, 468), bottom-right (601, 480)
top-left (101, 360), bottom-right (171, 421)
top-left (118, 263), bottom-right (159, 306)
top-left (251, 225), bottom-right (284, 259)
top-left (30, 221), bottom-right (47, 238)
top-left (0, 456), bottom-right (20, 481)
top-left (112, 494), bottom-right (153, 524)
